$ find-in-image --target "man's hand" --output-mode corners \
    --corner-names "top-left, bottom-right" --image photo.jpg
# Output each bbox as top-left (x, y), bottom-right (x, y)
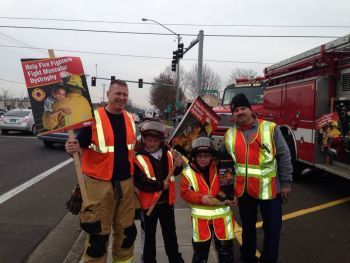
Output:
top-left (65, 139), bottom-right (80, 156)
top-left (201, 195), bottom-right (212, 206)
top-left (62, 108), bottom-right (72, 115)
top-left (281, 187), bottom-right (291, 202)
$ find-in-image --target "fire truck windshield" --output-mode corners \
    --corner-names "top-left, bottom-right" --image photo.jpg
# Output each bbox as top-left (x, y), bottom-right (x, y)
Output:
top-left (222, 87), bottom-right (263, 106)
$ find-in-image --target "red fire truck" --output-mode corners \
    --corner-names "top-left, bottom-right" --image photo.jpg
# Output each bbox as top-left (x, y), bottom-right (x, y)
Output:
top-left (212, 77), bottom-right (265, 136)
top-left (257, 34), bottom-right (350, 179)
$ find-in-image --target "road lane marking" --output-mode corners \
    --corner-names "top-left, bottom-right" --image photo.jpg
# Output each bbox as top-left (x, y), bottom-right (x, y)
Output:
top-left (0, 135), bottom-right (37, 139)
top-left (255, 196), bottom-right (350, 228)
top-left (0, 158), bottom-right (73, 205)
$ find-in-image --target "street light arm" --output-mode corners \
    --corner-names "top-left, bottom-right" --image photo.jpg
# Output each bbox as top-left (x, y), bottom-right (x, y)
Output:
top-left (142, 18), bottom-right (178, 36)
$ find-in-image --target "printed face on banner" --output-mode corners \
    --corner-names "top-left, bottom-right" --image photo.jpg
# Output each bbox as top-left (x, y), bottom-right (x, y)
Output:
top-left (21, 57), bottom-right (94, 134)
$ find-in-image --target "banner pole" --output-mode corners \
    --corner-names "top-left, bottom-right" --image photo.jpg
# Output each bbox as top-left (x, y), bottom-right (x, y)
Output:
top-left (48, 49), bottom-right (90, 207)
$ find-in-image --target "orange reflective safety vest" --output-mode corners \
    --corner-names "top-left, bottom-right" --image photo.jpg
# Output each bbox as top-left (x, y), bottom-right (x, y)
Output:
top-left (81, 107), bottom-right (136, 180)
top-left (134, 150), bottom-right (176, 209)
top-left (225, 119), bottom-right (277, 200)
top-left (182, 162), bottom-right (234, 242)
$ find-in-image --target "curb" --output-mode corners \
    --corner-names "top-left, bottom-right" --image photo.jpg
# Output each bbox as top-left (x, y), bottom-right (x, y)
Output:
top-left (63, 230), bottom-right (86, 263)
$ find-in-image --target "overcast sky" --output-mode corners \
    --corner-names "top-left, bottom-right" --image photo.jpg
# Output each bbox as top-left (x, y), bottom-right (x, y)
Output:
top-left (1, 0), bottom-right (349, 108)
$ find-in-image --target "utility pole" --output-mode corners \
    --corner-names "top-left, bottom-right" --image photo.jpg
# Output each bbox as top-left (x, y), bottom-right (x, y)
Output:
top-left (102, 83), bottom-right (106, 103)
top-left (197, 30), bottom-right (204, 93)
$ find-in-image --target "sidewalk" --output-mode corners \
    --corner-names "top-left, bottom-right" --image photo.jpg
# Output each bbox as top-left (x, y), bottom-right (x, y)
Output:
top-left (72, 208), bottom-right (218, 263)
top-left (125, 208), bottom-right (218, 263)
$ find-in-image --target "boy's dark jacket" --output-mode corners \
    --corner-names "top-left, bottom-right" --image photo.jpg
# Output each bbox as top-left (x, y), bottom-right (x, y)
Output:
top-left (134, 145), bottom-right (182, 205)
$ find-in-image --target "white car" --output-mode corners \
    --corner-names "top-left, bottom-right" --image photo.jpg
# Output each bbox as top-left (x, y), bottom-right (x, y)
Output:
top-left (0, 109), bottom-right (36, 135)
top-left (133, 114), bottom-right (141, 123)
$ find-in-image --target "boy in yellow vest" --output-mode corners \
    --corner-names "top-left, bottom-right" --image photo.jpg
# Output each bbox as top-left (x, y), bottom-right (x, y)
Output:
top-left (180, 136), bottom-right (235, 263)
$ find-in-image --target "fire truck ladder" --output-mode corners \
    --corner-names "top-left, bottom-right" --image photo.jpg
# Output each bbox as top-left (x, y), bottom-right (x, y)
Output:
top-left (265, 34), bottom-right (350, 78)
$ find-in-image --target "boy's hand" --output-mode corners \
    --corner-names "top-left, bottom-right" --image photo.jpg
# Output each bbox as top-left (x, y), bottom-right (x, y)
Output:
top-left (225, 196), bottom-right (237, 206)
top-left (201, 195), bottom-right (212, 206)
top-left (174, 155), bottom-right (183, 167)
top-left (163, 180), bottom-right (169, 190)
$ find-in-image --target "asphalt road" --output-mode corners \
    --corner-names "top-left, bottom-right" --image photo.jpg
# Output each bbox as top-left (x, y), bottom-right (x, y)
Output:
top-left (0, 133), bottom-right (80, 263)
top-left (1, 132), bottom-right (350, 263)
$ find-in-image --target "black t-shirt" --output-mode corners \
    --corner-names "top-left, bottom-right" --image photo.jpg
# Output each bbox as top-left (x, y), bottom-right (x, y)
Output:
top-left (77, 109), bottom-right (131, 181)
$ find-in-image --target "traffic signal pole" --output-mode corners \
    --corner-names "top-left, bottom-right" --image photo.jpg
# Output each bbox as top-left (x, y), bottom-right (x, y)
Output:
top-left (175, 34), bottom-right (181, 123)
top-left (197, 30), bottom-right (204, 93)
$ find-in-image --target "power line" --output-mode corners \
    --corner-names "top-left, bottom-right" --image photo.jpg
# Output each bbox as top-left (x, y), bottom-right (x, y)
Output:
top-left (0, 25), bottom-right (340, 38)
top-left (0, 16), bottom-right (349, 28)
top-left (0, 31), bottom-right (47, 55)
top-left (0, 44), bottom-right (275, 65)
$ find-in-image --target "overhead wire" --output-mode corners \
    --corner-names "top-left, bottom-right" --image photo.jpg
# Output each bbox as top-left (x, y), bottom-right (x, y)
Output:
top-left (0, 16), bottom-right (349, 28)
top-left (0, 44), bottom-right (275, 65)
top-left (0, 25), bottom-right (341, 38)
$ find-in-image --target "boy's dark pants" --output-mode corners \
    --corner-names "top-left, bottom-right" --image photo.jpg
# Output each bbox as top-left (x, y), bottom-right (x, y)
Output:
top-left (141, 202), bottom-right (183, 263)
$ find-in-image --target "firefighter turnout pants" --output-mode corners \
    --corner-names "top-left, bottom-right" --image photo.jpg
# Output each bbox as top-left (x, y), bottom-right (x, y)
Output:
top-left (80, 176), bottom-right (138, 263)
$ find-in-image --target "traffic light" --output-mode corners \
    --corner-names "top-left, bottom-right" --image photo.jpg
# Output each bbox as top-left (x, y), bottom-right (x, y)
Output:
top-left (91, 77), bottom-right (96, 86)
top-left (171, 60), bottom-right (177, 72)
top-left (111, 76), bottom-right (115, 81)
top-left (173, 50), bottom-right (178, 63)
top-left (138, 79), bottom-right (143, 88)
top-left (177, 43), bottom-right (184, 58)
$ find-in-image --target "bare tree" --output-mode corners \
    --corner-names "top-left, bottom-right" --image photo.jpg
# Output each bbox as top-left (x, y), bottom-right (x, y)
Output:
top-left (183, 64), bottom-right (221, 100)
top-left (227, 68), bottom-right (258, 85)
top-left (149, 71), bottom-right (185, 114)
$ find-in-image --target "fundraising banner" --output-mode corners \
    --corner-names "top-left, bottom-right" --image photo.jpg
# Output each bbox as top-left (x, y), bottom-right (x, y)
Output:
top-left (169, 96), bottom-right (220, 160)
top-left (21, 57), bottom-right (94, 134)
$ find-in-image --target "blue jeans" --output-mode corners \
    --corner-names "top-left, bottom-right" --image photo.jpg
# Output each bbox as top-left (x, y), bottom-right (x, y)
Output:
top-left (238, 193), bottom-right (282, 263)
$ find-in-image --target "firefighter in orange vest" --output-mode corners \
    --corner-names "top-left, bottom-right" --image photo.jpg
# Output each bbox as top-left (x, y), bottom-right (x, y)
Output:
top-left (224, 93), bottom-right (293, 263)
top-left (134, 120), bottom-right (184, 263)
top-left (65, 79), bottom-right (138, 263)
top-left (180, 137), bottom-right (235, 263)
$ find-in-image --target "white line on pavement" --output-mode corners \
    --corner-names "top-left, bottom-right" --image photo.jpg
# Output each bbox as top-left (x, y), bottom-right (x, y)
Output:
top-left (0, 158), bottom-right (73, 205)
top-left (0, 135), bottom-right (37, 139)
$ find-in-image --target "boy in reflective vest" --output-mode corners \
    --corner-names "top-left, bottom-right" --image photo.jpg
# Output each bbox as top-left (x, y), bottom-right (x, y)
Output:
top-left (134, 120), bottom-right (184, 263)
top-left (180, 137), bottom-right (235, 263)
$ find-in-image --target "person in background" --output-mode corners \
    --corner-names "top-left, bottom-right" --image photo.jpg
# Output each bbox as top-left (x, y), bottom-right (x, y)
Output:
top-left (134, 120), bottom-right (184, 263)
top-left (224, 93), bottom-right (292, 263)
top-left (180, 136), bottom-right (235, 263)
top-left (65, 79), bottom-right (138, 263)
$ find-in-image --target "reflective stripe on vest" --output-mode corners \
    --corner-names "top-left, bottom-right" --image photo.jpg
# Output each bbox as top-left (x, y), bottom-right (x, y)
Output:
top-left (112, 256), bottom-right (133, 263)
top-left (135, 155), bottom-right (156, 180)
top-left (89, 110), bottom-right (135, 153)
top-left (191, 206), bottom-right (232, 219)
top-left (225, 120), bottom-right (277, 199)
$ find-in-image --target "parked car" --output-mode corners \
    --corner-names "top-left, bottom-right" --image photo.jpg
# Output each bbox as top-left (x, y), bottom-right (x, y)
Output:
top-left (37, 131), bottom-right (76, 148)
top-left (0, 109), bottom-right (36, 135)
top-left (132, 113), bottom-right (141, 123)
top-left (0, 109), bottom-right (7, 117)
